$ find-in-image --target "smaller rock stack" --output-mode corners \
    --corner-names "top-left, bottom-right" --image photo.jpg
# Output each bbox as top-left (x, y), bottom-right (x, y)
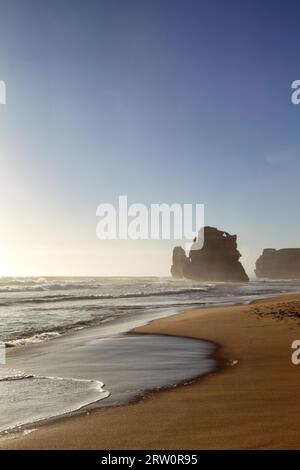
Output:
top-left (255, 248), bottom-right (300, 279)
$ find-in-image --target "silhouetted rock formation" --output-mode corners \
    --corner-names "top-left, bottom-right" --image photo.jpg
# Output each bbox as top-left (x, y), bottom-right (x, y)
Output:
top-left (171, 247), bottom-right (190, 278)
top-left (171, 226), bottom-right (249, 282)
top-left (255, 249), bottom-right (300, 279)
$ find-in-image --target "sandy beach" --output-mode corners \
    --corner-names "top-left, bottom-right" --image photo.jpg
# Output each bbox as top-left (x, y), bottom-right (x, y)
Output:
top-left (2, 293), bottom-right (300, 450)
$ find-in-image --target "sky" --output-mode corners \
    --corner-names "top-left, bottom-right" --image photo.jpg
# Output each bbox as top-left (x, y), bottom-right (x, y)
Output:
top-left (0, 0), bottom-right (300, 277)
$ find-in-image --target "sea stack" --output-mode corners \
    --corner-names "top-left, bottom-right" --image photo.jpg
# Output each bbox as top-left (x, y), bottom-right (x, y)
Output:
top-left (255, 248), bottom-right (300, 279)
top-left (171, 226), bottom-right (249, 282)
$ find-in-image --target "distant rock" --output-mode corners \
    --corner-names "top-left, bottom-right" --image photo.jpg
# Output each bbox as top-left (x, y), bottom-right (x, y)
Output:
top-left (171, 226), bottom-right (249, 282)
top-left (255, 248), bottom-right (300, 279)
top-left (170, 247), bottom-right (190, 278)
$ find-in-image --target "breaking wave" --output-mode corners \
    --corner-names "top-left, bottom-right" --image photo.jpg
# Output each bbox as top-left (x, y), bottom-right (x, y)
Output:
top-left (0, 371), bottom-right (109, 434)
top-left (0, 286), bottom-right (212, 306)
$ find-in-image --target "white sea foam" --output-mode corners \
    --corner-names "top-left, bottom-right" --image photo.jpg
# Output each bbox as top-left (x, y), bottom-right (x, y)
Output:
top-left (6, 331), bottom-right (61, 347)
top-left (0, 370), bottom-right (110, 434)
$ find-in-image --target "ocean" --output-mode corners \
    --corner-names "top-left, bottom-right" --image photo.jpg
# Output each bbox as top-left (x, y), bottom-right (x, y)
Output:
top-left (1, 276), bottom-right (300, 435)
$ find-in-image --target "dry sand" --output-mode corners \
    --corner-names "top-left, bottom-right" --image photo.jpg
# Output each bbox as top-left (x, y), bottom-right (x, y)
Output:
top-left (2, 293), bottom-right (300, 450)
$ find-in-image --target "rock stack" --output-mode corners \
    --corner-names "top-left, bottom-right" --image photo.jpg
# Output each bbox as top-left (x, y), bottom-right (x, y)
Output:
top-left (255, 248), bottom-right (300, 279)
top-left (171, 226), bottom-right (249, 282)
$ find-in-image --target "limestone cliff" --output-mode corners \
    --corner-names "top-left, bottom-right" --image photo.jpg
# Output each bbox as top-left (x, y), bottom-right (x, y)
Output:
top-left (255, 248), bottom-right (300, 279)
top-left (171, 226), bottom-right (249, 282)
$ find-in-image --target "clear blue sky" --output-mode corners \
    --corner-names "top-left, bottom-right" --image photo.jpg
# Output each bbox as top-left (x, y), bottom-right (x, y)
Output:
top-left (0, 0), bottom-right (299, 276)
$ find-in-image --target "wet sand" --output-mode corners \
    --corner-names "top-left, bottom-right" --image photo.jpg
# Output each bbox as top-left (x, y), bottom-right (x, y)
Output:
top-left (2, 293), bottom-right (300, 449)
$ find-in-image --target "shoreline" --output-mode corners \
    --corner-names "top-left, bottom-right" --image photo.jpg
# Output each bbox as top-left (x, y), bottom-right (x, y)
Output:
top-left (2, 293), bottom-right (300, 449)
top-left (0, 332), bottom-right (215, 438)
top-left (0, 308), bottom-right (216, 437)
top-left (0, 295), bottom-right (258, 438)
